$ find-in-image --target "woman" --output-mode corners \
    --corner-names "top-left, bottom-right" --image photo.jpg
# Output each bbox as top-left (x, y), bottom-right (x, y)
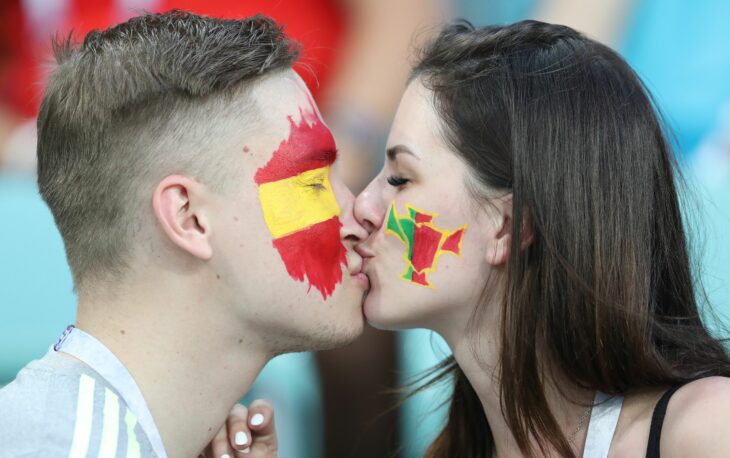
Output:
top-left (217, 20), bottom-right (730, 457)
top-left (353, 20), bottom-right (730, 457)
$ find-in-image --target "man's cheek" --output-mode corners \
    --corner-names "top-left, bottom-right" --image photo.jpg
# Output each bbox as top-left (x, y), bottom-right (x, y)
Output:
top-left (252, 103), bottom-right (347, 300)
top-left (258, 168), bottom-right (340, 238)
top-left (271, 214), bottom-right (347, 299)
top-left (256, 169), bottom-right (347, 299)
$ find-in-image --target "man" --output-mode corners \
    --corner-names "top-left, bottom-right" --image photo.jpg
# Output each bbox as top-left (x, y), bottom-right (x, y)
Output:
top-left (0, 11), bottom-right (369, 457)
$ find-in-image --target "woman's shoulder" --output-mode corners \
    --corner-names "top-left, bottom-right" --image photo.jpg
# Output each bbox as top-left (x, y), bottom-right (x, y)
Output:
top-left (660, 376), bottom-right (730, 457)
top-left (610, 377), bottom-right (730, 457)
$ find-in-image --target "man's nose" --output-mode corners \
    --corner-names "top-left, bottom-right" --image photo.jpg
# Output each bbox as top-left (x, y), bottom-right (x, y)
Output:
top-left (339, 187), bottom-right (369, 246)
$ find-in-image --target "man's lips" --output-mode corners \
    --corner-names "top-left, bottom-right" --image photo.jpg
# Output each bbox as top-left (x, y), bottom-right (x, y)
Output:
top-left (346, 251), bottom-right (363, 276)
top-left (350, 245), bottom-right (373, 290)
top-left (352, 271), bottom-right (370, 290)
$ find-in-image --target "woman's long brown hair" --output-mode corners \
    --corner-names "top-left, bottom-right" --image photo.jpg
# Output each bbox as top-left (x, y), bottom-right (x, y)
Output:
top-left (410, 20), bottom-right (730, 457)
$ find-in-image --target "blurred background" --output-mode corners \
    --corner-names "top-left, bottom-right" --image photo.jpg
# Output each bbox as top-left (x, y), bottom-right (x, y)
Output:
top-left (0, 1), bottom-right (728, 457)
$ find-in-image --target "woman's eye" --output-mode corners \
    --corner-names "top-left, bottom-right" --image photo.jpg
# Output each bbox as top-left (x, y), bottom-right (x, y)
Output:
top-left (387, 176), bottom-right (410, 187)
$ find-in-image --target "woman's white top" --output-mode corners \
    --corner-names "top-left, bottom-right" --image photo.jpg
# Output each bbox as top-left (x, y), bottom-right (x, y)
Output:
top-left (583, 391), bottom-right (624, 458)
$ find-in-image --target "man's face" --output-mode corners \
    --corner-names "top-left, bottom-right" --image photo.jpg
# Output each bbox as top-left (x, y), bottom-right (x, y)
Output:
top-left (207, 71), bottom-right (369, 353)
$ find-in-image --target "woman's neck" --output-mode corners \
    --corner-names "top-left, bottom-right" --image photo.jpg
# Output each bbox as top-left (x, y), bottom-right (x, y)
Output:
top-left (444, 330), bottom-right (594, 457)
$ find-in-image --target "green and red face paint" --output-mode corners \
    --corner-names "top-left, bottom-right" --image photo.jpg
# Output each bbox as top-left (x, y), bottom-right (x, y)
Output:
top-left (386, 202), bottom-right (466, 288)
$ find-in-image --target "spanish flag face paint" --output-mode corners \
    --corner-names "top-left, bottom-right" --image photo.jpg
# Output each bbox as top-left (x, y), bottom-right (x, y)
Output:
top-left (254, 101), bottom-right (347, 300)
top-left (386, 202), bottom-right (466, 288)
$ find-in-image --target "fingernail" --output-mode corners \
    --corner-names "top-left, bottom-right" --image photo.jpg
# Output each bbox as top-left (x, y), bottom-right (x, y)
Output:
top-left (250, 413), bottom-right (264, 426)
top-left (235, 431), bottom-right (248, 446)
top-left (242, 447), bottom-right (251, 454)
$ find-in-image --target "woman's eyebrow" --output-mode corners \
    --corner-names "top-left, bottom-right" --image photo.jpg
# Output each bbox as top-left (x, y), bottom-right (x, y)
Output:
top-left (386, 144), bottom-right (421, 161)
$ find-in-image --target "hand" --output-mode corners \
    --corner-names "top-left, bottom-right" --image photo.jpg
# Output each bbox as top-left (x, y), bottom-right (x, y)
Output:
top-left (202, 400), bottom-right (277, 458)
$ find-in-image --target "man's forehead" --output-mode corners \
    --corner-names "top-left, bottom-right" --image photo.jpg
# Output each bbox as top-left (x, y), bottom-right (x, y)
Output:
top-left (252, 70), bottom-right (317, 115)
top-left (241, 70), bottom-right (336, 173)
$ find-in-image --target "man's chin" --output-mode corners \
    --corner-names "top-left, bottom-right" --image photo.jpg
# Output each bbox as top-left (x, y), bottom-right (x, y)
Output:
top-left (312, 314), bottom-right (366, 351)
top-left (271, 313), bottom-right (366, 355)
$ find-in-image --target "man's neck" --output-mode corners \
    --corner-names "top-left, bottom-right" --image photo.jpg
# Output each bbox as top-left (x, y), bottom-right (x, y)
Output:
top-left (76, 288), bottom-right (269, 457)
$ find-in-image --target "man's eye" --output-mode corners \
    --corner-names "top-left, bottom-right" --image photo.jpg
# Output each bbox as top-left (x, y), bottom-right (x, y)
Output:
top-left (308, 182), bottom-right (327, 191)
top-left (387, 176), bottom-right (409, 187)
top-left (295, 174), bottom-right (327, 192)
top-left (301, 177), bottom-right (326, 192)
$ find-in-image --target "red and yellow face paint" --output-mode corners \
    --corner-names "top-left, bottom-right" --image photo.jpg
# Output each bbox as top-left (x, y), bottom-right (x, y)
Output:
top-left (386, 202), bottom-right (466, 288)
top-left (254, 101), bottom-right (346, 299)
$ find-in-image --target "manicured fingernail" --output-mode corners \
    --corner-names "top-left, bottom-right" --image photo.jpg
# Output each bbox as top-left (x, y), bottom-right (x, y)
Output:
top-left (221, 454), bottom-right (231, 458)
top-left (250, 413), bottom-right (264, 426)
top-left (242, 447), bottom-right (251, 454)
top-left (235, 431), bottom-right (248, 446)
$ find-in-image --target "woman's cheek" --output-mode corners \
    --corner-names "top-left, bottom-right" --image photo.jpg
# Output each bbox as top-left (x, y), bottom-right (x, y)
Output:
top-left (382, 200), bottom-right (467, 289)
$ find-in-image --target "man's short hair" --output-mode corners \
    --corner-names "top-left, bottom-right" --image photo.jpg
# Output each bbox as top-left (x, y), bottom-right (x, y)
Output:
top-left (37, 11), bottom-right (299, 290)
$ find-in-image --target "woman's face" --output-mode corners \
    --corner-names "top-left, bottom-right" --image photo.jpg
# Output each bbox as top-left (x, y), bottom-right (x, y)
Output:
top-left (355, 80), bottom-right (502, 332)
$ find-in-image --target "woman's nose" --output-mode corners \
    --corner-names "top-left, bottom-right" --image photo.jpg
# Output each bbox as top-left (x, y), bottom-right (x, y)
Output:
top-left (354, 180), bottom-right (386, 234)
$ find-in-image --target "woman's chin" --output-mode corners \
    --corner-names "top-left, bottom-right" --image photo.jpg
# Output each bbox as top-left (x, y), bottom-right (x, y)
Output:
top-left (362, 290), bottom-right (395, 330)
top-left (363, 290), bottom-right (421, 331)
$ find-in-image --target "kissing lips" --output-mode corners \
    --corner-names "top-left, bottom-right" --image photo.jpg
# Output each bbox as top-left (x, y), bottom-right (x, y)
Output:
top-left (353, 272), bottom-right (370, 290)
top-left (346, 251), bottom-right (370, 290)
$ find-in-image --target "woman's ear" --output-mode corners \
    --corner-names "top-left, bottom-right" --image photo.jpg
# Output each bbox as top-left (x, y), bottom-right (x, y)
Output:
top-left (519, 209), bottom-right (535, 251)
top-left (152, 175), bottom-right (213, 261)
top-left (485, 212), bottom-right (511, 266)
top-left (484, 195), bottom-right (534, 266)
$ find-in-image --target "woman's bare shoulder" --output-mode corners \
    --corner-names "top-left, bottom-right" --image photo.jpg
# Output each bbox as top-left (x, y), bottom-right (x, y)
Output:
top-left (609, 378), bottom-right (730, 457)
top-left (661, 376), bottom-right (730, 457)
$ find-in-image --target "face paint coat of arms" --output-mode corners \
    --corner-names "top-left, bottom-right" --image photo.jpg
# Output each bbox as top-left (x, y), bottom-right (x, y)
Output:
top-left (386, 202), bottom-right (466, 288)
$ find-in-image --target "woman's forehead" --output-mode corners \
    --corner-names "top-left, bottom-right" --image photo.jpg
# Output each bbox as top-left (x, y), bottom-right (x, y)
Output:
top-left (388, 81), bottom-right (445, 160)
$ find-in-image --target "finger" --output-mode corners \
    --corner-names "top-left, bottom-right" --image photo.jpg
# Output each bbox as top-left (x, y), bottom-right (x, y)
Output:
top-left (247, 400), bottom-right (277, 456)
top-left (210, 422), bottom-right (236, 458)
top-left (227, 404), bottom-right (252, 454)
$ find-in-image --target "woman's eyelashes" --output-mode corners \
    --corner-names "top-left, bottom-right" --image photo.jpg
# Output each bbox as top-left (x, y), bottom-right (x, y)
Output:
top-left (386, 175), bottom-right (410, 187)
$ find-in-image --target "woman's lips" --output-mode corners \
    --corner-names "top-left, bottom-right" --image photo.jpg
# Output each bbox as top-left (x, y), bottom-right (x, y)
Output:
top-left (355, 244), bottom-right (375, 259)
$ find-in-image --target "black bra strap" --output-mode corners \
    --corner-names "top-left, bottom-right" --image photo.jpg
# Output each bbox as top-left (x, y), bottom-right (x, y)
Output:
top-left (645, 384), bottom-right (683, 458)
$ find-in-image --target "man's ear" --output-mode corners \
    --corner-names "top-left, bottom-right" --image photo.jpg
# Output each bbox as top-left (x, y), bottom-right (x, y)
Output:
top-left (152, 175), bottom-right (213, 261)
top-left (484, 195), bottom-right (535, 266)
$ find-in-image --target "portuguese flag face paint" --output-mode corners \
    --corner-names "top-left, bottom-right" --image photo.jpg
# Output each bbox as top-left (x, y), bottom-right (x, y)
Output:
top-left (386, 202), bottom-right (466, 288)
top-left (254, 102), bottom-right (347, 299)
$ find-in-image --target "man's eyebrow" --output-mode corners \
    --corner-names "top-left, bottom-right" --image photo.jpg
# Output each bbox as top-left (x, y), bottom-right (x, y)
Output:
top-left (386, 144), bottom-right (420, 161)
top-left (301, 149), bottom-right (337, 164)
